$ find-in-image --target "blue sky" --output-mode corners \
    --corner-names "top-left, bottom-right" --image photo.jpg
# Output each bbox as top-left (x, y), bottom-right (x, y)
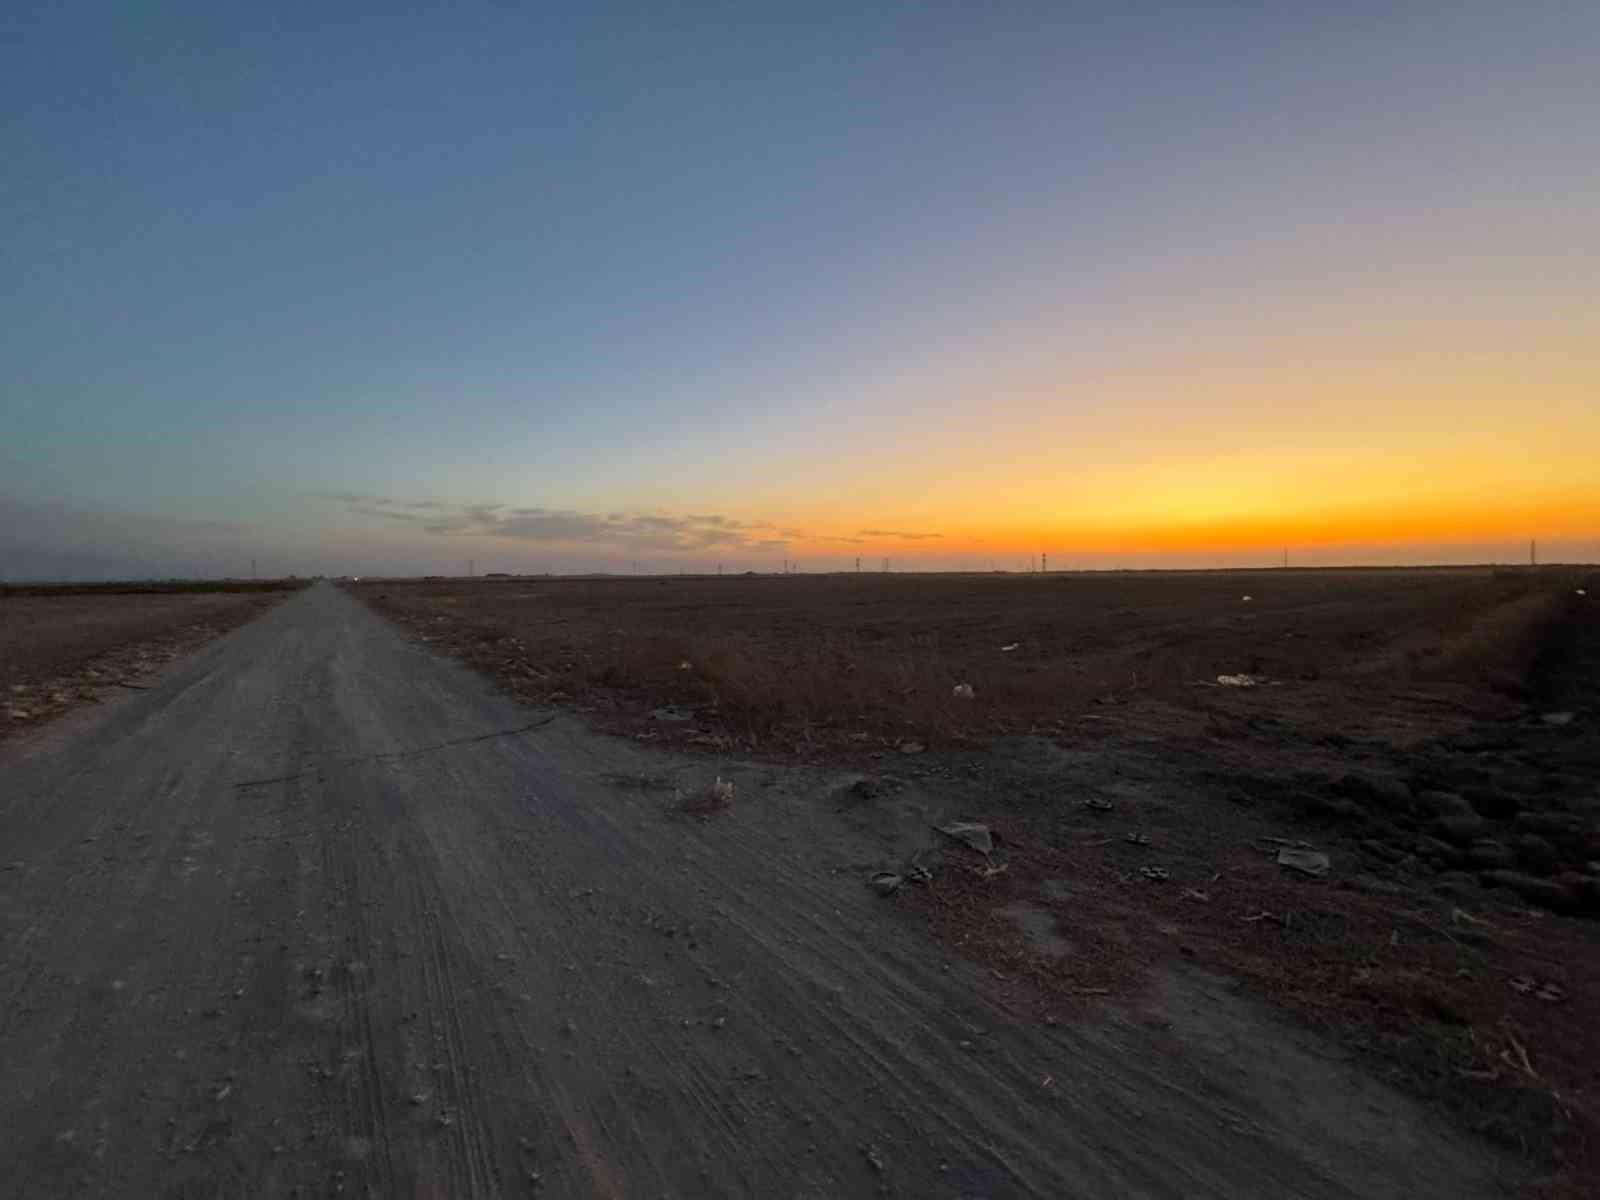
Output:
top-left (4, 2), bottom-right (1597, 577)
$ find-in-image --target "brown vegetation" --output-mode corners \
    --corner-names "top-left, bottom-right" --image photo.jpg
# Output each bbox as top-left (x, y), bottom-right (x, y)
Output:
top-left (0, 580), bottom-right (305, 738)
top-left (351, 567), bottom-right (1599, 1193)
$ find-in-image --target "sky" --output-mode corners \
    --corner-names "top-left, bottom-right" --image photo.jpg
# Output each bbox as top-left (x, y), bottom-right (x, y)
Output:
top-left (3, 1), bottom-right (1596, 578)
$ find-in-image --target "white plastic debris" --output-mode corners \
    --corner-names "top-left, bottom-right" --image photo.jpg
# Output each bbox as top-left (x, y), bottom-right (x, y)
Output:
top-left (1578, 589), bottom-right (1588, 597)
top-left (709, 777), bottom-right (735, 805)
top-left (951, 683), bottom-right (975, 700)
top-left (1217, 673), bottom-right (1268, 688)
top-left (677, 660), bottom-right (693, 670)
top-left (1241, 595), bottom-right (1253, 602)
top-left (1000, 643), bottom-right (1019, 652)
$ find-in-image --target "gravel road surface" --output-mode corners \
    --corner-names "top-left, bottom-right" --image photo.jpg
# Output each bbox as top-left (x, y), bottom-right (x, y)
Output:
top-left (0, 583), bottom-right (1513, 1197)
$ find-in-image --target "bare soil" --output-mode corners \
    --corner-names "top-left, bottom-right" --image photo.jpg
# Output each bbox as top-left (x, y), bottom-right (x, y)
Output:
top-left (351, 567), bottom-right (1600, 1194)
top-left (1, 581), bottom-right (305, 739)
top-left (0, 582), bottom-right (1529, 1198)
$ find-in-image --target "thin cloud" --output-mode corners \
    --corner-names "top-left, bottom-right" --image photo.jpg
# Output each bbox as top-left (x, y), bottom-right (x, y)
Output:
top-left (329, 494), bottom-right (790, 552)
top-left (857, 528), bottom-right (943, 541)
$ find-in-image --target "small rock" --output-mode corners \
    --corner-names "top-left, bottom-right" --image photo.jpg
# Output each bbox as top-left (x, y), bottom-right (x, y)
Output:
top-left (850, 778), bottom-right (887, 802)
top-left (1277, 848), bottom-right (1331, 878)
top-left (951, 683), bottom-right (975, 700)
top-left (1540, 712), bottom-right (1576, 727)
top-left (870, 872), bottom-right (904, 896)
top-left (898, 741), bottom-right (926, 755)
top-left (934, 821), bottom-right (993, 853)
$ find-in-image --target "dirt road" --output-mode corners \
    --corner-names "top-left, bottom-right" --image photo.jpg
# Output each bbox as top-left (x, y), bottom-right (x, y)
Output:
top-left (0, 583), bottom-right (1517, 1197)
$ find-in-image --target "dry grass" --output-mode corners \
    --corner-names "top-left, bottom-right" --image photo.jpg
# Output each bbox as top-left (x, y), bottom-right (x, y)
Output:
top-left (350, 568), bottom-right (1576, 752)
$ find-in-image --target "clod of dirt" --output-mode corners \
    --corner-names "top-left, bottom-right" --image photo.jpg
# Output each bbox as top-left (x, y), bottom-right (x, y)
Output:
top-left (870, 871), bottom-right (904, 896)
top-left (849, 777), bottom-right (888, 801)
top-left (898, 740), bottom-right (926, 754)
top-left (1085, 798), bottom-right (1114, 813)
top-left (951, 683), bottom-right (975, 700)
top-left (1277, 848), bottom-right (1331, 878)
top-left (935, 821), bottom-right (993, 853)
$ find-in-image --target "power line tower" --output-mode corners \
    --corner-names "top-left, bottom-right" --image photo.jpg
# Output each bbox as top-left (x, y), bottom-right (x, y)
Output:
top-left (1041, 552), bottom-right (1047, 574)
top-left (1530, 539), bottom-right (1537, 567)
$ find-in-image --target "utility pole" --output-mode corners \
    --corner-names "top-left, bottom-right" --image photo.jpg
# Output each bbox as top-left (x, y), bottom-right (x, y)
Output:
top-left (882, 557), bottom-right (889, 573)
top-left (251, 557), bottom-right (257, 580)
top-left (855, 557), bottom-right (861, 573)
top-left (1530, 539), bottom-right (1537, 567)
top-left (1041, 552), bottom-right (1047, 574)
top-left (1282, 547), bottom-right (1288, 569)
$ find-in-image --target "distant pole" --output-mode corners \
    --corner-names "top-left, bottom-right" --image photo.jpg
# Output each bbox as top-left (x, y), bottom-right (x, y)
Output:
top-left (251, 557), bottom-right (257, 579)
top-left (855, 557), bottom-right (860, 573)
top-left (1283, 547), bottom-right (1288, 569)
top-left (468, 559), bottom-right (474, 577)
top-left (1041, 552), bottom-right (1047, 574)
top-left (1530, 539), bottom-right (1537, 567)
top-left (882, 557), bottom-right (889, 573)
top-left (718, 562), bottom-right (723, 576)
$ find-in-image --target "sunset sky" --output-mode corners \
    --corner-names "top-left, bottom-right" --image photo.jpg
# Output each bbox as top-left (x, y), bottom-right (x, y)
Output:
top-left (3, 2), bottom-right (1596, 578)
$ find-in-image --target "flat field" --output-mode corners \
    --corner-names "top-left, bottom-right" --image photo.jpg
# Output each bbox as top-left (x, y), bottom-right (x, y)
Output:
top-left (1, 580), bottom-right (307, 736)
top-left (353, 566), bottom-right (1600, 1186)
top-left (352, 567), bottom-right (1575, 750)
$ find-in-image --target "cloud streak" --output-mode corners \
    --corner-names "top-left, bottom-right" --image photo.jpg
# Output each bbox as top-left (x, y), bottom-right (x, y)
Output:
top-left (857, 528), bottom-right (943, 541)
top-left (330, 495), bottom-right (794, 552)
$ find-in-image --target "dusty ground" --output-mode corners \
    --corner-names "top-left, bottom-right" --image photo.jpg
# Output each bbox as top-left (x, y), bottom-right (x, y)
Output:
top-left (0, 581), bottom-right (1539, 1198)
top-left (352, 567), bottom-right (1600, 1194)
top-left (0, 581), bottom-right (305, 740)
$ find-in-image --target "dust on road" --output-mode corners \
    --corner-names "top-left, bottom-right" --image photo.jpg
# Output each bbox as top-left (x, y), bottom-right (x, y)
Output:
top-left (0, 583), bottom-right (1517, 1197)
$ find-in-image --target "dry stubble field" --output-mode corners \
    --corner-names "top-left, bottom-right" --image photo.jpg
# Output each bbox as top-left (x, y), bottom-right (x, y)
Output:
top-left (0, 580), bottom-right (308, 738)
top-left (354, 566), bottom-right (1600, 1194)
